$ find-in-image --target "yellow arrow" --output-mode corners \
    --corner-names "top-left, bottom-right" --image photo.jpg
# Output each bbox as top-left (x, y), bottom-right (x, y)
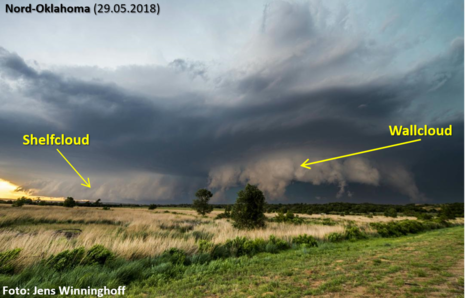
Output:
top-left (301, 139), bottom-right (421, 169)
top-left (56, 149), bottom-right (91, 188)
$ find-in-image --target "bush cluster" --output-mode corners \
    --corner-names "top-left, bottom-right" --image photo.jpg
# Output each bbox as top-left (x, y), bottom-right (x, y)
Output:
top-left (325, 226), bottom-right (367, 242)
top-left (268, 235), bottom-right (290, 251)
top-left (11, 197), bottom-right (32, 207)
top-left (45, 245), bottom-right (114, 271)
top-left (344, 226), bottom-right (367, 241)
top-left (161, 248), bottom-right (189, 265)
top-left (415, 213), bottom-right (433, 220)
top-left (326, 232), bottom-right (344, 242)
top-left (270, 211), bottom-right (304, 225)
top-left (197, 235), bottom-right (292, 259)
top-left (383, 208), bottom-right (397, 218)
top-left (46, 247), bottom-right (85, 271)
top-left (370, 220), bottom-right (445, 238)
top-left (292, 234), bottom-right (318, 247)
top-left (197, 240), bottom-right (213, 253)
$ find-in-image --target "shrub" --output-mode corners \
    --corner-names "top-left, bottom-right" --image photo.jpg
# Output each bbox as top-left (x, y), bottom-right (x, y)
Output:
top-left (384, 208), bottom-right (397, 218)
top-left (81, 245), bottom-right (113, 266)
top-left (250, 238), bottom-right (267, 252)
top-left (192, 189), bottom-right (214, 216)
top-left (223, 237), bottom-right (250, 257)
top-left (242, 239), bottom-right (264, 256)
top-left (326, 232), bottom-right (344, 242)
top-left (102, 206), bottom-right (111, 210)
top-left (273, 212), bottom-right (286, 222)
top-left (45, 247), bottom-right (85, 271)
top-left (231, 184), bottom-right (266, 229)
top-left (285, 210), bottom-right (294, 220)
top-left (370, 220), bottom-right (446, 238)
top-left (416, 213), bottom-right (433, 220)
top-left (0, 248), bottom-right (21, 274)
top-left (269, 235), bottom-right (290, 250)
top-left (344, 226), bottom-right (367, 241)
top-left (432, 218), bottom-right (451, 227)
top-left (209, 236), bottom-right (289, 259)
top-left (265, 242), bottom-right (278, 254)
top-left (292, 234), bottom-right (318, 247)
top-left (162, 248), bottom-right (189, 265)
top-left (210, 244), bottom-right (231, 259)
top-left (63, 197), bottom-right (76, 208)
top-left (271, 211), bottom-right (304, 225)
top-left (148, 204), bottom-right (157, 210)
top-left (197, 240), bottom-right (213, 253)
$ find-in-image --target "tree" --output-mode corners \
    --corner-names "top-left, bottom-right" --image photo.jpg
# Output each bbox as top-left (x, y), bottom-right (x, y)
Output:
top-left (148, 204), bottom-right (157, 210)
top-left (12, 197), bottom-right (26, 207)
top-left (93, 199), bottom-right (102, 207)
top-left (63, 197), bottom-right (76, 208)
top-left (439, 204), bottom-right (456, 220)
top-left (384, 208), bottom-right (397, 218)
top-left (12, 196), bottom-right (32, 207)
top-left (231, 184), bottom-right (266, 229)
top-left (192, 189), bottom-right (213, 216)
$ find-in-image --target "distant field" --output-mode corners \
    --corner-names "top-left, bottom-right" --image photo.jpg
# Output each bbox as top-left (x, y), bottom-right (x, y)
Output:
top-left (0, 205), bottom-right (463, 297)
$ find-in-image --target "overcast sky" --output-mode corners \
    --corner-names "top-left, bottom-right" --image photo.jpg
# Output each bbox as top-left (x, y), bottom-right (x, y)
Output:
top-left (0, 0), bottom-right (463, 204)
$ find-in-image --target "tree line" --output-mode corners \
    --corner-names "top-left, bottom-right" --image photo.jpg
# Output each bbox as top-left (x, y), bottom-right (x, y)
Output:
top-left (4, 192), bottom-right (463, 221)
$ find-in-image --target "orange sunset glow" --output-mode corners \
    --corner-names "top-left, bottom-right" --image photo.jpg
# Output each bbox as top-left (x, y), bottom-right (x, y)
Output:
top-left (0, 178), bottom-right (63, 202)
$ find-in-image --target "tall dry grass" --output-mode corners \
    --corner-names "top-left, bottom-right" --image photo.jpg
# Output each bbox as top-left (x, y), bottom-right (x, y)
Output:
top-left (0, 205), bottom-right (456, 267)
top-left (0, 205), bottom-right (345, 266)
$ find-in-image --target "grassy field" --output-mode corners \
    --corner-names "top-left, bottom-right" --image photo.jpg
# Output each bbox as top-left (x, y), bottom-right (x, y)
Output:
top-left (131, 226), bottom-right (464, 297)
top-left (0, 205), bottom-right (463, 297)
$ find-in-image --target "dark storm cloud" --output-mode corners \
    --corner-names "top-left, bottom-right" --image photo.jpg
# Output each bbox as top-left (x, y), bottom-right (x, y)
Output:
top-left (0, 1), bottom-right (462, 203)
top-left (0, 47), bottom-right (38, 79)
